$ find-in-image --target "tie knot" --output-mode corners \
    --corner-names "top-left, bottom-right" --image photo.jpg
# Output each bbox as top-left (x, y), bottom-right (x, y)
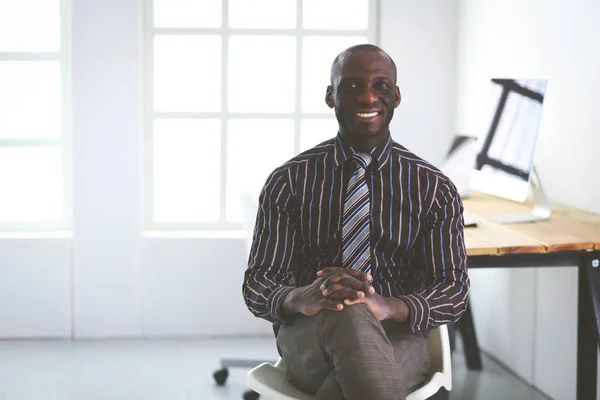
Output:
top-left (352, 153), bottom-right (372, 170)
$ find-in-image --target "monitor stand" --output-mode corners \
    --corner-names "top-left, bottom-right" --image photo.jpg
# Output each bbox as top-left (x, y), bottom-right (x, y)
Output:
top-left (491, 166), bottom-right (552, 224)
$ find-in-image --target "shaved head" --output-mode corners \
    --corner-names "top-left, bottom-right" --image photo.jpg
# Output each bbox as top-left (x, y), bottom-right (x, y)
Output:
top-left (330, 44), bottom-right (397, 85)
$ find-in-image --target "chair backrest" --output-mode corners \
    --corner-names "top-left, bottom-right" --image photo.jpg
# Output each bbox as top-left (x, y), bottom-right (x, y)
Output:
top-left (427, 324), bottom-right (452, 388)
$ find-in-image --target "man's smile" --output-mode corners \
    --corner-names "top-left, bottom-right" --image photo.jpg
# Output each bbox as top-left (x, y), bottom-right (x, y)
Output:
top-left (353, 111), bottom-right (381, 121)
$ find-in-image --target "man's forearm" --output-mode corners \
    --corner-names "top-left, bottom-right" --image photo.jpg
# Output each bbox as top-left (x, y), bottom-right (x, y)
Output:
top-left (383, 297), bottom-right (410, 323)
top-left (281, 287), bottom-right (302, 318)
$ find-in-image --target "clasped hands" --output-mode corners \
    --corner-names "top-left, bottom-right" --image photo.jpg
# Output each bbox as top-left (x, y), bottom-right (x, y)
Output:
top-left (292, 267), bottom-right (392, 321)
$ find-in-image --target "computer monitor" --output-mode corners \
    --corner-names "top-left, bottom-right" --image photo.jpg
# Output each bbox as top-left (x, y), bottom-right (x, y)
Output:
top-left (470, 78), bottom-right (550, 223)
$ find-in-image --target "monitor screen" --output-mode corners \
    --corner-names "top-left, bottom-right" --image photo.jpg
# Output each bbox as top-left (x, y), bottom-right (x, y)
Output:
top-left (470, 78), bottom-right (548, 202)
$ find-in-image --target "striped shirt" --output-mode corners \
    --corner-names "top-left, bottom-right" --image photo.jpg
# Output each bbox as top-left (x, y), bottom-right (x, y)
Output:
top-left (242, 133), bottom-right (470, 333)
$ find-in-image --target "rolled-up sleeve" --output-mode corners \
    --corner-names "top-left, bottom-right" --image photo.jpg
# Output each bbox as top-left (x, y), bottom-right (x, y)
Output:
top-left (242, 168), bottom-right (299, 325)
top-left (398, 180), bottom-right (470, 332)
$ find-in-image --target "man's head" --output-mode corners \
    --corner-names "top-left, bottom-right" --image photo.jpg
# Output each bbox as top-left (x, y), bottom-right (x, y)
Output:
top-left (325, 44), bottom-right (401, 149)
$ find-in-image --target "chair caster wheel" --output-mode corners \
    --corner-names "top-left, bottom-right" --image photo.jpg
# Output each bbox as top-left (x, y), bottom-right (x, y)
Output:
top-left (213, 368), bottom-right (229, 386)
top-left (243, 390), bottom-right (259, 400)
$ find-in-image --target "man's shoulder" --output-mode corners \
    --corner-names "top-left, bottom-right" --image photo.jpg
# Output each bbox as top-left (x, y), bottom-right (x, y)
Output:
top-left (390, 141), bottom-right (457, 193)
top-left (273, 138), bottom-right (336, 172)
top-left (263, 138), bottom-right (336, 185)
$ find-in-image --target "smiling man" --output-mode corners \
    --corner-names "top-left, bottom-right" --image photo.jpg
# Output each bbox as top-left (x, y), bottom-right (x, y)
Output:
top-left (243, 44), bottom-right (470, 400)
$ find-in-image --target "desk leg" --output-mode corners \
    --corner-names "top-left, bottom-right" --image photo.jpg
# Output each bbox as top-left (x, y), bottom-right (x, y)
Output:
top-left (577, 253), bottom-right (599, 400)
top-left (457, 297), bottom-right (483, 370)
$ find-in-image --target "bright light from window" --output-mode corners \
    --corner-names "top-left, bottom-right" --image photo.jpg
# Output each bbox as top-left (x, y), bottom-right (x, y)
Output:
top-left (0, 147), bottom-right (63, 222)
top-left (153, 0), bottom-right (222, 28)
top-left (303, 0), bottom-right (369, 30)
top-left (228, 35), bottom-right (296, 113)
top-left (0, 61), bottom-right (61, 139)
top-left (0, 0), bottom-right (60, 52)
top-left (154, 35), bottom-right (222, 112)
top-left (229, 0), bottom-right (296, 29)
top-left (153, 119), bottom-right (221, 223)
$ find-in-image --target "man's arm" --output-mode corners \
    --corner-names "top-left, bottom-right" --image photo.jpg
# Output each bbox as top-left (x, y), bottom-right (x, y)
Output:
top-left (242, 169), bottom-right (374, 324)
top-left (242, 169), bottom-right (299, 325)
top-left (396, 179), bottom-right (470, 332)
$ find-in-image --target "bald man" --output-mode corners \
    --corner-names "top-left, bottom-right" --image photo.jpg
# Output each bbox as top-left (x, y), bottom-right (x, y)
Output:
top-left (243, 44), bottom-right (469, 400)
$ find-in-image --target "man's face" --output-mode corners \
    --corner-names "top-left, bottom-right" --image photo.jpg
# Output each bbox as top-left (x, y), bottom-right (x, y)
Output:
top-left (326, 50), bottom-right (400, 142)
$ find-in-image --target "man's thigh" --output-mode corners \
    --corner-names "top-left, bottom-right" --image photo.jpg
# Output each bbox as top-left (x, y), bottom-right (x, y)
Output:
top-left (383, 321), bottom-right (430, 392)
top-left (276, 311), bottom-right (332, 394)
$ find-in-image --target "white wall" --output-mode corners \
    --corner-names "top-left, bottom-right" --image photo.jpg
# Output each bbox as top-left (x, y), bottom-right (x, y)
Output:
top-left (381, 0), bottom-right (457, 167)
top-left (457, 0), bottom-right (600, 399)
top-left (0, 237), bottom-right (71, 338)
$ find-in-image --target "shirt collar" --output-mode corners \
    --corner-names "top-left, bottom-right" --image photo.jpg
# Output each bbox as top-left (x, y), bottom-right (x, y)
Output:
top-left (334, 133), bottom-right (392, 171)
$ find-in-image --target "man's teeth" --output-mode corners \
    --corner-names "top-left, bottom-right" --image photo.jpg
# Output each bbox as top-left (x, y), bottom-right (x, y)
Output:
top-left (355, 112), bottom-right (378, 118)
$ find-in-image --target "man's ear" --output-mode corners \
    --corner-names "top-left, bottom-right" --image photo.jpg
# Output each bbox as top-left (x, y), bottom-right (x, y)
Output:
top-left (325, 85), bottom-right (335, 109)
top-left (394, 86), bottom-right (401, 108)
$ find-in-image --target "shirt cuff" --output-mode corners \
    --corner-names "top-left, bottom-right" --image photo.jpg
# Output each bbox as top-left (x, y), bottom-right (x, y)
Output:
top-left (398, 293), bottom-right (430, 332)
top-left (267, 285), bottom-right (296, 325)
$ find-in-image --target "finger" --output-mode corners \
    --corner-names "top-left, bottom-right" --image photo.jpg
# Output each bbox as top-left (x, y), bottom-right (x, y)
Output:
top-left (343, 269), bottom-right (373, 282)
top-left (344, 297), bottom-right (366, 306)
top-left (317, 267), bottom-right (345, 277)
top-left (320, 299), bottom-right (344, 311)
top-left (342, 277), bottom-right (375, 293)
top-left (319, 272), bottom-right (354, 290)
top-left (322, 285), bottom-right (365, 300)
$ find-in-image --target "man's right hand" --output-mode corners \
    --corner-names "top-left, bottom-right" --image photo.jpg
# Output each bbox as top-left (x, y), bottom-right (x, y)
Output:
top-left (281, 268), bottom-right (374, 318)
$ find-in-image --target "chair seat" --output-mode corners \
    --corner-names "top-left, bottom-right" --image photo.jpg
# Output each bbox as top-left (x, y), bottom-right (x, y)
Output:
top-left (248, 324), bottom-right (452, 400)
top-left (246, 360), bottom-right (314, 400)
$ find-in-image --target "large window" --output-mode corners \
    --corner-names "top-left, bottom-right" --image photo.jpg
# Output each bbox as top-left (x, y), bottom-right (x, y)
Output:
top-left (145, 0), bottom-right (377, 230)
top-left (0, 0), bottom-right (70, 231)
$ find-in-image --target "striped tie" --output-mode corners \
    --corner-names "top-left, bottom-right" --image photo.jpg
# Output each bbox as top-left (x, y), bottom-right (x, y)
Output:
top-left (342, 153), bottom-right (372, 273)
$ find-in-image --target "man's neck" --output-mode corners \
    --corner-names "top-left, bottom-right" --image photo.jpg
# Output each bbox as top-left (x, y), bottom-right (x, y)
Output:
top-left (341, 130), bottom-right (390, 153)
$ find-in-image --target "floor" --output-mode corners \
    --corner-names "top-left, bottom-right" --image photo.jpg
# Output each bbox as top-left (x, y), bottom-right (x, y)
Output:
top-left (0, 337), bottom-right (552, 400)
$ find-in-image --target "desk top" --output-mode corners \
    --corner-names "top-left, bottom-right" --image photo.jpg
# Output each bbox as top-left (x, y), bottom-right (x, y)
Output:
top-left (462, 192), bottom-right (600, 256)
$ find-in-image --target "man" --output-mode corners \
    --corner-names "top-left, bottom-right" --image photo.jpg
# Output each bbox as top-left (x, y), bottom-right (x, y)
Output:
top-left (242, 44), bottom-right (469, 400)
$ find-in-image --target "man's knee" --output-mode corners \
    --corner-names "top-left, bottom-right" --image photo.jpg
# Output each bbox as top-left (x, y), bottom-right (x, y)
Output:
top-left (324, 303), bottom-right (378, 325)
top-left (320, 304), bottom-right (386, 343)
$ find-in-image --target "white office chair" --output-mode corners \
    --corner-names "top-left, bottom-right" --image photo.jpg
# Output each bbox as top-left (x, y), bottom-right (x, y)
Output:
top-left (247, 324), bottom-right (452, 400)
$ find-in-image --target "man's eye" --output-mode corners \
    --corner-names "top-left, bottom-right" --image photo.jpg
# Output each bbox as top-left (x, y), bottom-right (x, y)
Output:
top-left (377, 82), bottom-right (391, 89)
top-left (342, 82), bottom-right (359, 89)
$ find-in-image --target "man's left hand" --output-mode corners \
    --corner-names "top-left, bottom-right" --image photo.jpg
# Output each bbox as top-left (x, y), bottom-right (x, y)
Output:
top-left (343, 291), bottom-right (390, 321)
top-left (344, 292), bottom-right (410, 323)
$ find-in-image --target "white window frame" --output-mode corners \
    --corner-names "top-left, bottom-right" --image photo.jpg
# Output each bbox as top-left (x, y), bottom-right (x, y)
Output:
top-left (0, 0), bottom-right (71, 232)
top-left (144, 0), bottom-right (379, 231)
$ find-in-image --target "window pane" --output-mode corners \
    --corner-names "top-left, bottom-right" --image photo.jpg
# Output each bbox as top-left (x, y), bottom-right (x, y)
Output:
top-left (153, 0), bottom-right (221, 28)
top-left (228, 36), bottom-right (296, 113)
top-left (154, 35), bottom-right (221, 112)
top-left (303, 0), bottom-right (369, 30)
top-left (0, 0), bottom-right (60, 52)
top-left (301, 36), bottom-right (367, 113)
top-left (226, 119), bottom-right (294, 222)
top-left (0, 61), bottom-right (61, 139)
top-left (229, 0), bottom-right (296, 29)
top-left (153, 119), bottom-right (221, 223)
top-left (300, 118), bottom-right (339, 152)
top-left (0, 147), bottom-right (62, 222)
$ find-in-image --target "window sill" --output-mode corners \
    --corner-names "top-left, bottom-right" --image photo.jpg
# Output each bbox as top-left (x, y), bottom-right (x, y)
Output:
top-left (143, 230), bottom-right (247, 239)
top-left (0, 231), bottom-right (72, 239)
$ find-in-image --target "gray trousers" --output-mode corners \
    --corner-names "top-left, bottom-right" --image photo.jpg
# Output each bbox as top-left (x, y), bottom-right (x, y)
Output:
top-left (276, 304), bottom-right (429, 400)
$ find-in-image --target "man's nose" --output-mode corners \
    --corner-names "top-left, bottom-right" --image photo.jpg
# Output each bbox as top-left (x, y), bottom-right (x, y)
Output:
top-left (357, 87), bottom-right (378, 105)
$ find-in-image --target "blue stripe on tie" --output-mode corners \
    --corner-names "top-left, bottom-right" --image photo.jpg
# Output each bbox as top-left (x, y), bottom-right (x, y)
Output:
top-left (343, 153), bottom-right (372, 270)
top-left (342, 200), bottom-right (369, 227)
top-left (342, 218), bottom-right (369, 252)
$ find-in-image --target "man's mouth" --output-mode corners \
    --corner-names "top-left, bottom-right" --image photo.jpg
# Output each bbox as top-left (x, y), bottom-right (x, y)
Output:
top-left (353, 111), bottom-right (380, 120)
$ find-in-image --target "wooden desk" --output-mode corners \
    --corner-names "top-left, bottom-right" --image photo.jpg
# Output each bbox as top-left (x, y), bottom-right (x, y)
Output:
top-left (461, 192), bottom-right (600, 400)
